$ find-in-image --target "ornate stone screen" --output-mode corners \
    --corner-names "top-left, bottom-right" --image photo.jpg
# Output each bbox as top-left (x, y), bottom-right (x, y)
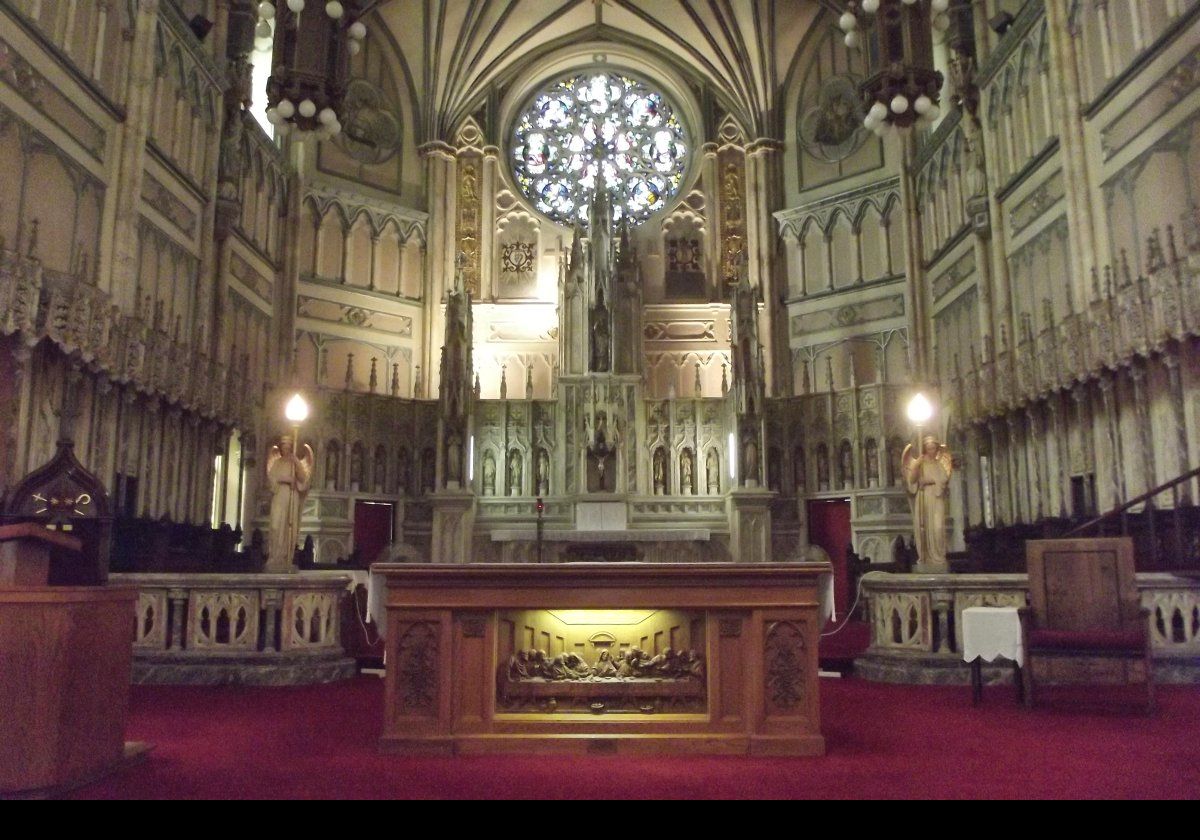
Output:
top-left (511, 72), bottom-right (689, 226)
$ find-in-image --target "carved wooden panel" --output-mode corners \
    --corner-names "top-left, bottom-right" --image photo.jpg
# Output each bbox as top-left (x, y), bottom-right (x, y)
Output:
top-left (391, 619), bottom-right (440, 719)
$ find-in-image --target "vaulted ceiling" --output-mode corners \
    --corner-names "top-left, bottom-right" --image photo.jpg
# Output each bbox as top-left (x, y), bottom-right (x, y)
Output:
top-left (368, 0), bottom-right (834, 142)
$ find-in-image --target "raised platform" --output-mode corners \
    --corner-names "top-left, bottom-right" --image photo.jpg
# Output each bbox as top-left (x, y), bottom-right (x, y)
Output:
top-left (373, 562), bottom-right (832, 756)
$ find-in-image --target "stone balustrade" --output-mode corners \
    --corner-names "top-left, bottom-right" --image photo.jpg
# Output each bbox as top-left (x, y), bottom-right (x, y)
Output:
top-left (111, 572), bottom-right (359, 685)
top-left (856, 571), bottom-right (1200, 684)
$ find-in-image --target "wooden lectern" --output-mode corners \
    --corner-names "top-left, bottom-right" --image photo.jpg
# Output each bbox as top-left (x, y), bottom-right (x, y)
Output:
top-left (0, 454), bottom-right (140, 797)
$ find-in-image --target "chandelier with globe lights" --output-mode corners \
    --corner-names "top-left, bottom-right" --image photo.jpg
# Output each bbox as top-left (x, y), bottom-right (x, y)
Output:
top-left (839, 0), bottom-right (949, 136)
top-left (254, 0), bottom-right (368, 140)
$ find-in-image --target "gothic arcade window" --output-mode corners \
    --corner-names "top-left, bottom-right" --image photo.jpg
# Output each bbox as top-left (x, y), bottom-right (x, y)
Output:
top-left (511, 72), bottom-right (689, 226)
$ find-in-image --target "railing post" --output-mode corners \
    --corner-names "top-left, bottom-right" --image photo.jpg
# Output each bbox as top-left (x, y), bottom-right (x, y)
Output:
top-left (167, 587), bottom-right (188, 651)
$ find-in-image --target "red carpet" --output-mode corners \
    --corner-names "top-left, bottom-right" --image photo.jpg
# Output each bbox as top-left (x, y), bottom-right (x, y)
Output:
top-left (73, 677), bottom-right (1200, 799)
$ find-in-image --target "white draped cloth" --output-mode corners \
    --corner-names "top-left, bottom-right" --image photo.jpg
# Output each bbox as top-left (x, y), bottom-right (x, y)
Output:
top-left (961, 606), bottom-right (1024, 665)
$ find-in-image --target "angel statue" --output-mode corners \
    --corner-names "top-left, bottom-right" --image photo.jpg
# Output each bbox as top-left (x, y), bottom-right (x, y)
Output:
top-left (902, 435), bottom-right (952, 571)
top-left (267, 437), bottom-right (313, 571)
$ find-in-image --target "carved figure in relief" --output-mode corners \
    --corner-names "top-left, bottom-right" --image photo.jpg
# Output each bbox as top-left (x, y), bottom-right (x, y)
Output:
top-left (706, 449), bottom-right (719, 494)
top-left (536, 448), bottom-right (550, 495)
top-left (653, 447), bottom-right (666, 494)
top-left (902, 436), bottom-right (953, 571)
top-left (742, 436), bottom-right (759, 485)
top-left (482, 450), bottom-right (496, 495)
top-left (508, 449), bottom-right (523, 496)
top-left (446, 432), bottom-right (462, 484)
top-left (592, 649), bottom-right (618, 678)
top-left (680, 449), bottom-right (694, 495)
top-left (266, 438), bottom-right (313, 571)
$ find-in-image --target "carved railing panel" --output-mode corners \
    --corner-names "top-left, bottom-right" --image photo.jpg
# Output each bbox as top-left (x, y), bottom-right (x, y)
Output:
top-left (134, 590), bottom-right (169, 650)
top-left (189, 590), bottom-right (259, 651)
top-left (283, 591), bottom-right (341, 650)
top-left (869, 590), bottom-right (932, 651)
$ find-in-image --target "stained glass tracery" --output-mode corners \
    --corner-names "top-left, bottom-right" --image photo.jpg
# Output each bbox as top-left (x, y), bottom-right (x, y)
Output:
top-left (511, 72), bottom-right (689, 227)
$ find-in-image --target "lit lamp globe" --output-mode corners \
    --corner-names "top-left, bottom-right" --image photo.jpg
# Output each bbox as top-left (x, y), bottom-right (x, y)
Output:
top-left (285, 393), bottom-right (309, 452)
top-left (285, 393), bottom-right (310, 424)
top-left (907, 392), bottom-right (933, 426)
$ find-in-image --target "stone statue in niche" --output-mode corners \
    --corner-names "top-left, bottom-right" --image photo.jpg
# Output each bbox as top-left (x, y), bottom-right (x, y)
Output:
top-left (793, 446), bottom-right (806, 490)
top-left (508, 449), bottom-right (523, 496)
top-left (482, 450), bottom-right (496, 495)
top-left (445, 432), bottom-right (462, 485)
top-left (680, 448), bottom-right (694, 495)
top-left (653, 447), bottom-right (666, 495)
top-left (902, 436), bottom-right (953, 571)
top-left (590, 291), bottom-right (612, 372)
top-left (839, 441), bottom-right (854, 489)
top-left (706, 449), bottom-right (720, 494)
top-left (266, 438), bottom-right (313, 571)
top-left (817, 444), bottom-right (830, 490)
top-left (395, 448), bottom-right (409, 494)
top-left (324, 442), bottom-right (341, 491)
top-left (586, 410), bottom-right (617, 493)
top-left (865, 438), bottom-right (880, 487)
top-left (422, 448), bottom-right (435, 493)
top-left (536, 448), bottom-right (550, 496)
top-left (742, 436), bottom-right (759, 486)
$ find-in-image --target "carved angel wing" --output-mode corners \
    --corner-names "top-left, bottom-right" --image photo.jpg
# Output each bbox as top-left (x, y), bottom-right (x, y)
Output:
top-left (267, 445), bottom-right (281, 476)
top-left (300, 443), bottom-right (314, 469)
top-left (936, 445), bottom-right (953, 480)
top-left (901, 442), bottom-right (916, 470)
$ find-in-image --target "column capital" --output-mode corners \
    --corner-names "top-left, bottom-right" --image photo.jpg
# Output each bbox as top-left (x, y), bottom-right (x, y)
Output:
top-left (417, 141), bottom-right (457, 162)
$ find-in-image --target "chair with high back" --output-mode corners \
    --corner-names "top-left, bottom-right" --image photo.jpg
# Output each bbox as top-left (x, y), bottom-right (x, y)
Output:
top-left (1019, 537), bottom-right (1155, 713)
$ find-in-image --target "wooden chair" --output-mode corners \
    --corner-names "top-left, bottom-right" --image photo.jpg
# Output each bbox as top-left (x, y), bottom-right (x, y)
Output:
top-left (1020, 537), bottom-right (1155, 713)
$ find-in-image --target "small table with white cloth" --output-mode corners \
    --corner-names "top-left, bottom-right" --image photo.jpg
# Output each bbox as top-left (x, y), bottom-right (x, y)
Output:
top-left (960, 606), bottom-right (1025, 705)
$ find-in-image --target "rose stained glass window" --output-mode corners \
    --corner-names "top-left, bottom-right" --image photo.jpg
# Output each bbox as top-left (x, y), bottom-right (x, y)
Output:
top-left (511, 72), bottom-right (689, 227)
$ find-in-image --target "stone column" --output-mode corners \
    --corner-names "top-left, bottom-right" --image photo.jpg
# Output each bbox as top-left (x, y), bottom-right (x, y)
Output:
top-left (480, 145), bottom-right (499, 300)
top-left (261, 588), bottom-right (282, 652)
top-left (932, 590), bottom-right (953, 654)
top-left (1163, 349), bottom-right (1191, 503)
top-left (899, 135), bottom-right (930, 380)
top-left (745, 139), bottom-right (786, 395)
top-left (168, 587), bottom-right (188, 651)
top-left (1045, 0), bottom-right (1103, 311)
top-left (418, 141), bottom-right (457, 399)
top-left (1129, 360), bottom-right (1157, 500)
top-left (1097, 373), bottom-right (1125, 510)
top-left (1071, 382), bottom-right (1098, 513)
top-left (1026, 405), bottom-right (1044, 521)
top-left (1048, 392), bottom-right (1069, 518)
top-left (700, 142), bottom-right (720, 299)
top-left (103, 0), bottom-right (160, 304)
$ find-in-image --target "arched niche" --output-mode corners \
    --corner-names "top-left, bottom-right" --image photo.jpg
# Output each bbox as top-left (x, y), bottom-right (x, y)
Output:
top-left (495, 210), bottom-right (541, 300)
top-left (661, 208), bottom-right (707, 301)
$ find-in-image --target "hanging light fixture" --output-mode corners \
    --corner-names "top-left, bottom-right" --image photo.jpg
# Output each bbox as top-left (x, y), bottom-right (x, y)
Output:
top-left (840, 0), bottom-right (948, 136)
top-left (256, 0), bottom-right (369, 140)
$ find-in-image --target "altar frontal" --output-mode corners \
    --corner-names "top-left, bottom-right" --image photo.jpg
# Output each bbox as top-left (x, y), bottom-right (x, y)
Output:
top-left (374, 562), bottom-right (830, 756)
